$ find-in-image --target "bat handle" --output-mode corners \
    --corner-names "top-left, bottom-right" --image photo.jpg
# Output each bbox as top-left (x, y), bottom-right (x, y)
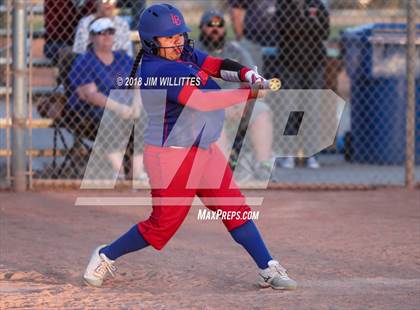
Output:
top-left (253, 66), bottom-right (282, 91)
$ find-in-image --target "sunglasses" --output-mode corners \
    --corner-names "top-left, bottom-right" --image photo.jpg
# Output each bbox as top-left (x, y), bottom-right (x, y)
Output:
top-left (93, 28), bottom-right (116, 36)
top-left (206, 20), bottom-right (225, 28)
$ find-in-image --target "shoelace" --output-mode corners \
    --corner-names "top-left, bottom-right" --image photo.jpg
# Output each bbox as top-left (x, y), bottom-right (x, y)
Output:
top-left (273, 264), bottom-right (289, 279)
top-left (94, 258), bottom-right (117, 278)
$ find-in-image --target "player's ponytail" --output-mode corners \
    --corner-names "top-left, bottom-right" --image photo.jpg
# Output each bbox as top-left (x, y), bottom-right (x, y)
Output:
top-left (127, 48), bottom-right (144, 89)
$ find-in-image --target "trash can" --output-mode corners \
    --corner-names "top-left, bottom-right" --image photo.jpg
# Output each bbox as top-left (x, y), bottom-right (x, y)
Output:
top-left (341, 23), bottom-right (420, 165)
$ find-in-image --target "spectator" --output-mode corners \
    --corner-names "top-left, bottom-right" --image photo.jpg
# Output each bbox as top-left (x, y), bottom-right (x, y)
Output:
top-left (275, 0), bottom-right (330, 168)
top-left (228, 0), bottom-right (278, 76)
top-left (43, 0), bottom-right (95, 62)
top-left (196, 10), bottom-right (276, 181)
top-left (73, 0), bottom-right (133, 57)
top-left (67, 17), bottom-right (142, 179)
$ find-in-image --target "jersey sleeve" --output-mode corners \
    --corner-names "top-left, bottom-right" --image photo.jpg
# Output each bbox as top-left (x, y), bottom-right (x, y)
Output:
top-left (191, 48), bottom-right (223, 78)
top-left (155, 62), bottom-right (196, 104)
top-left (121, 51), bottom-right (134, 75)
top-left (69, 54), bottom-right (94, 89)
top-left (191, 48), bottom-right (209, 68)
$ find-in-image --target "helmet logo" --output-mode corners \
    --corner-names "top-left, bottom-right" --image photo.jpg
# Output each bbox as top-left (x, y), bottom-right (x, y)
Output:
top-left (171, 14), bottom-right (181, 26)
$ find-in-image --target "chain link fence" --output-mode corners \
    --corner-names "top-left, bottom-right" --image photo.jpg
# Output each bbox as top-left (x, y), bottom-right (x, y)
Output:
top-left (0, 0), bottom-right (419, 190)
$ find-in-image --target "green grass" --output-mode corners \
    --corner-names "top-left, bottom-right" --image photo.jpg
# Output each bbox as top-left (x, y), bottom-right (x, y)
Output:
top-left (331, 25), bottom-right (357, 39)
top-left (32, 19), bottom-right (44, 31)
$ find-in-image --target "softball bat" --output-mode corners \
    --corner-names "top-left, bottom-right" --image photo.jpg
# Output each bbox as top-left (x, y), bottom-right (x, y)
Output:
top-left (263, 78), bottom-right (282, 91)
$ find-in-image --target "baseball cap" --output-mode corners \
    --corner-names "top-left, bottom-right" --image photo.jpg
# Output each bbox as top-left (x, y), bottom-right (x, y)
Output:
top-left (89, 17), bottom-right (115, 34)
top-left (199, 9), bottom-right (224, 28)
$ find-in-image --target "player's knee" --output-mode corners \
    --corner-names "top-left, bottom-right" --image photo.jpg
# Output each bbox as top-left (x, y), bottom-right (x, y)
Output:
top-left (138, 221), bottom-right (183, 251)
top-left (222, 204), bottom-right (252, 231)
top-left (139, 231), bottom-right (174, 251)
top-left (150, 238), bottom-right (169, 251)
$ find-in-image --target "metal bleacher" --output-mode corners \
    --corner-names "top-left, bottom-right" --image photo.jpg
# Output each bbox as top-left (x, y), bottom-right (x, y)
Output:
top-left (0, 3), bottom-right (55, 98)
top-left (0, 3), bottom-right (139, 97)
top-left (0, 3), bottom-right (141, 179)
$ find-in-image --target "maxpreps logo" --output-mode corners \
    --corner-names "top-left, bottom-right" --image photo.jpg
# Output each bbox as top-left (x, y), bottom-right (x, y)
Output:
top-left (171, 14), bottom-right (181, 26)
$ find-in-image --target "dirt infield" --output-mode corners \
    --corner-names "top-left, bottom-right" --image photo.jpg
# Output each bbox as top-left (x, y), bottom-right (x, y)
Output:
top-left (0, 189), bottom-right (419, 309)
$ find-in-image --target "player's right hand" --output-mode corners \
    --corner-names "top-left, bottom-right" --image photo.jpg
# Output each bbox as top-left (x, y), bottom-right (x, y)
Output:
top-left (244, 70), bottom-right (266, 87)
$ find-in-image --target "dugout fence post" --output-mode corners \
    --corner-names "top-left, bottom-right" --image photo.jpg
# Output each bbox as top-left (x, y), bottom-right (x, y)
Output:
top-left (11, 0), bottom-right (27, 192)
top-left (405, 0), bottom-right (417, 189)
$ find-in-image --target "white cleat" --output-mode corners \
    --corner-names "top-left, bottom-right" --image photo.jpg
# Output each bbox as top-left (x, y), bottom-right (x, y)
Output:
top-left (83, 244), bottom-right (116, 287)
top-left (258, 260), bottom-right (297, 290)
top-left (281, 157), bottom-right (295, 169)
top-left (307, 157), bottom-right (320, 169)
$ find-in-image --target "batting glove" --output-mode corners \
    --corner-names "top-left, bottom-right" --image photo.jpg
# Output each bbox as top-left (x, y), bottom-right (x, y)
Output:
top-left (244, 70), bottom-right (266, 88)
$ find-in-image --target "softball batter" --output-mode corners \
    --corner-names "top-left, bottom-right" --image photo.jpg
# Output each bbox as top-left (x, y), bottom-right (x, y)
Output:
top-left (84, 3), bottom-right (297, 291)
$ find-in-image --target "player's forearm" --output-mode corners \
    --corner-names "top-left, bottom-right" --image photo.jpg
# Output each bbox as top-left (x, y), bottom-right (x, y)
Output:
top-left (81, 90), bottom-right (109, 108)
top-left (201, 56), bottom-right (252, 82)
top-left (79, 88), bottom-right (123, 113)
top-left (178, 87), bottom-right (254, 112)
top-left (83, 91), bottom-right (132, 117)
